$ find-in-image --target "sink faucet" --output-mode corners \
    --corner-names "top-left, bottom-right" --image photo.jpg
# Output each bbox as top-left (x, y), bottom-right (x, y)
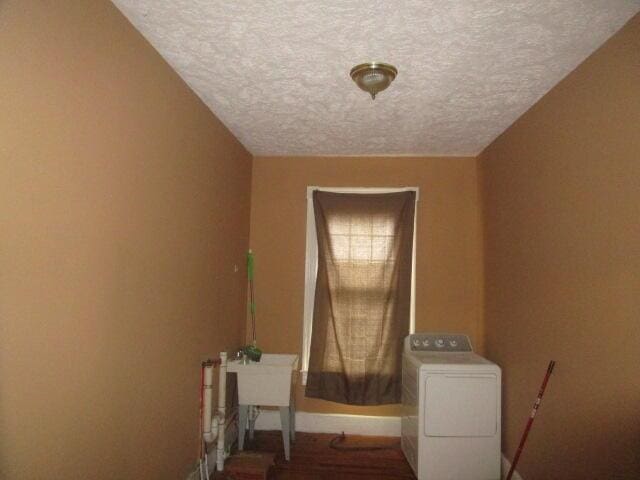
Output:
top-left (235, 349), bottom-right (248, 364)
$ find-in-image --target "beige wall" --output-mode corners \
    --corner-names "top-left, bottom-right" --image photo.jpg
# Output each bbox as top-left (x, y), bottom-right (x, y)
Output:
top-left (249, 156), bottom-right (483, 416)
top-left (480, 14), bottom-right (640, 480)
top-left (5, 0), bottom-right (636, 476)
top-left (0, 1), bottom-right (251, 479)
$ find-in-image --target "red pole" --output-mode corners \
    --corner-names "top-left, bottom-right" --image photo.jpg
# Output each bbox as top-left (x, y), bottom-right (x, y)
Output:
top-left (506, 360), bottom-right (556, 480)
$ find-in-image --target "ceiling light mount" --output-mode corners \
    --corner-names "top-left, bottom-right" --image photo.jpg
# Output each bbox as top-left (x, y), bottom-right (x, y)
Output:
top-left (350, 62), bottom-right (398, 100)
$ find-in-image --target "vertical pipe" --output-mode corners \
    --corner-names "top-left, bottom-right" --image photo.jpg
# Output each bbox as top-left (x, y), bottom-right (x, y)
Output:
top-left (216, 352), bottom-right (227, 472)
top-left (202, 361), bottom-right (214, 443)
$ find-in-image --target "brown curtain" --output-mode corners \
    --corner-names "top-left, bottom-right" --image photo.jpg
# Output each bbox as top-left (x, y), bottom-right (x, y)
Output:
top-left (305, 191), bottom-right (415, 405)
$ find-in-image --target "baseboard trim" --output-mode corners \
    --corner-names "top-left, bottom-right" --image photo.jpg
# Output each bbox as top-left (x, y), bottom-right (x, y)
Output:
top-left (501, 454), bottom-right (524, 480)
top-left (254, 410), bottom-right (401, 436)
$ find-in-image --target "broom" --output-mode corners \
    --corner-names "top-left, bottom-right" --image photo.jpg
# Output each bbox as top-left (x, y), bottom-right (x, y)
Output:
top-left (506, 360), bottom-right (556, 480)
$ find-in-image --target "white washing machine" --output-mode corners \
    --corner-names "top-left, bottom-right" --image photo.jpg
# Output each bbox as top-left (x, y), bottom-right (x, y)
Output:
top-left (401, 333), bottom-right (501, 480)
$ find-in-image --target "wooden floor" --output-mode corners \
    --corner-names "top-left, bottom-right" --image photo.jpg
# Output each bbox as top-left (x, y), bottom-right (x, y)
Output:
top-left (218, 430), bottom-right (417, 480)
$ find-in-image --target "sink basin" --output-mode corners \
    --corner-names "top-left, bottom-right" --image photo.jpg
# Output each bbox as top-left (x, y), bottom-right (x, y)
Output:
top-left (227, 353), bottom-right (299, 406)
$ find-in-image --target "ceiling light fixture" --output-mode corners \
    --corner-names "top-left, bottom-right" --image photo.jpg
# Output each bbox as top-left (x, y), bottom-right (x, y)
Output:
top-left (350, 62), bottom-right (398, 100)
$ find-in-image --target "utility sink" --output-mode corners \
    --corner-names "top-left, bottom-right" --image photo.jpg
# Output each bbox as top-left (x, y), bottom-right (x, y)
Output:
top-left (227, 353), bottom-right (299, 406)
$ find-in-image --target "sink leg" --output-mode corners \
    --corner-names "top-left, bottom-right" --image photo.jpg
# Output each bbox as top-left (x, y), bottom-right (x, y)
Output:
top-left (238, 404), bottom-right (249, 451)
top-left (279, 407), bottom-right (291, 461)
top-left (248, 405), bottom-right (256, 441)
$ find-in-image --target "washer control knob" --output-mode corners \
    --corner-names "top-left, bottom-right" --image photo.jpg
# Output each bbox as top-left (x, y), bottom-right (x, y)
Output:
top-left (435, 339), bottom-right (445, 348)
top-left (449, 340), bottom-right (458, 347)
top-left (422, 339), bottom-right (430, 347)
top-left (412, 339), bottom-right (420, 347)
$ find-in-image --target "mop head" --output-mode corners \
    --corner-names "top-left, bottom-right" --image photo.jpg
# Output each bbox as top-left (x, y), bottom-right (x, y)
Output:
top-left (243, 344), bottom-right (262, 362)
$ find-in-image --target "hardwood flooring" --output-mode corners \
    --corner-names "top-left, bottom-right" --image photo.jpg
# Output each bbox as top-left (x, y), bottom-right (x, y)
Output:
top-left (218, 430), bottom-right (417, 480)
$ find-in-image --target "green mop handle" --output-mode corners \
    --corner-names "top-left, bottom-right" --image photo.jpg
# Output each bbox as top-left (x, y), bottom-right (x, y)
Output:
top-left (247, 249), bottom-right (256, 344)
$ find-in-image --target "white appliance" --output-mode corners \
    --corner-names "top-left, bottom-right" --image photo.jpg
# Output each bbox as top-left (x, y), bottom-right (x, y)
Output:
top-left (401, 333), bottom-right (501, 480)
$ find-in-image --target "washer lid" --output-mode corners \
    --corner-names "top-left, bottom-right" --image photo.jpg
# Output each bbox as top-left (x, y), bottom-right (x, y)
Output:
top-left (404, 350), bottom-right (498, 370)
top-left (412, 351), bottom-right (494, 365)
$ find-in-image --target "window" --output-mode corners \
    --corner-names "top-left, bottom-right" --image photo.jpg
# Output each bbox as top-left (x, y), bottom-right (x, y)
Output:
top-left (301, 187), bottom-right (418, 384)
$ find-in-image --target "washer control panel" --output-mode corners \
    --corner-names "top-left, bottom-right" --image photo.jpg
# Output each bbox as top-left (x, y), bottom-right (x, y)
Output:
top-left (407, 333), bottom-right (472, 352)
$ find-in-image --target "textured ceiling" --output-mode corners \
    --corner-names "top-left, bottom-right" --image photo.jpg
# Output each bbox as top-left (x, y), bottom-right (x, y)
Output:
top-left (111, 1), bottom-right (639, 156)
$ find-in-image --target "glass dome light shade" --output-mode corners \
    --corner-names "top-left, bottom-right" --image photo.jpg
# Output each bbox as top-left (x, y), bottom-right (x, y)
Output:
top-left (350, 62), bottom-right (398, 99)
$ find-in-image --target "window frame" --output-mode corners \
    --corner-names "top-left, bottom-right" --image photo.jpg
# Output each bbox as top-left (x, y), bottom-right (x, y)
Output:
top-left (301, 186), bottom-right (419, 384)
